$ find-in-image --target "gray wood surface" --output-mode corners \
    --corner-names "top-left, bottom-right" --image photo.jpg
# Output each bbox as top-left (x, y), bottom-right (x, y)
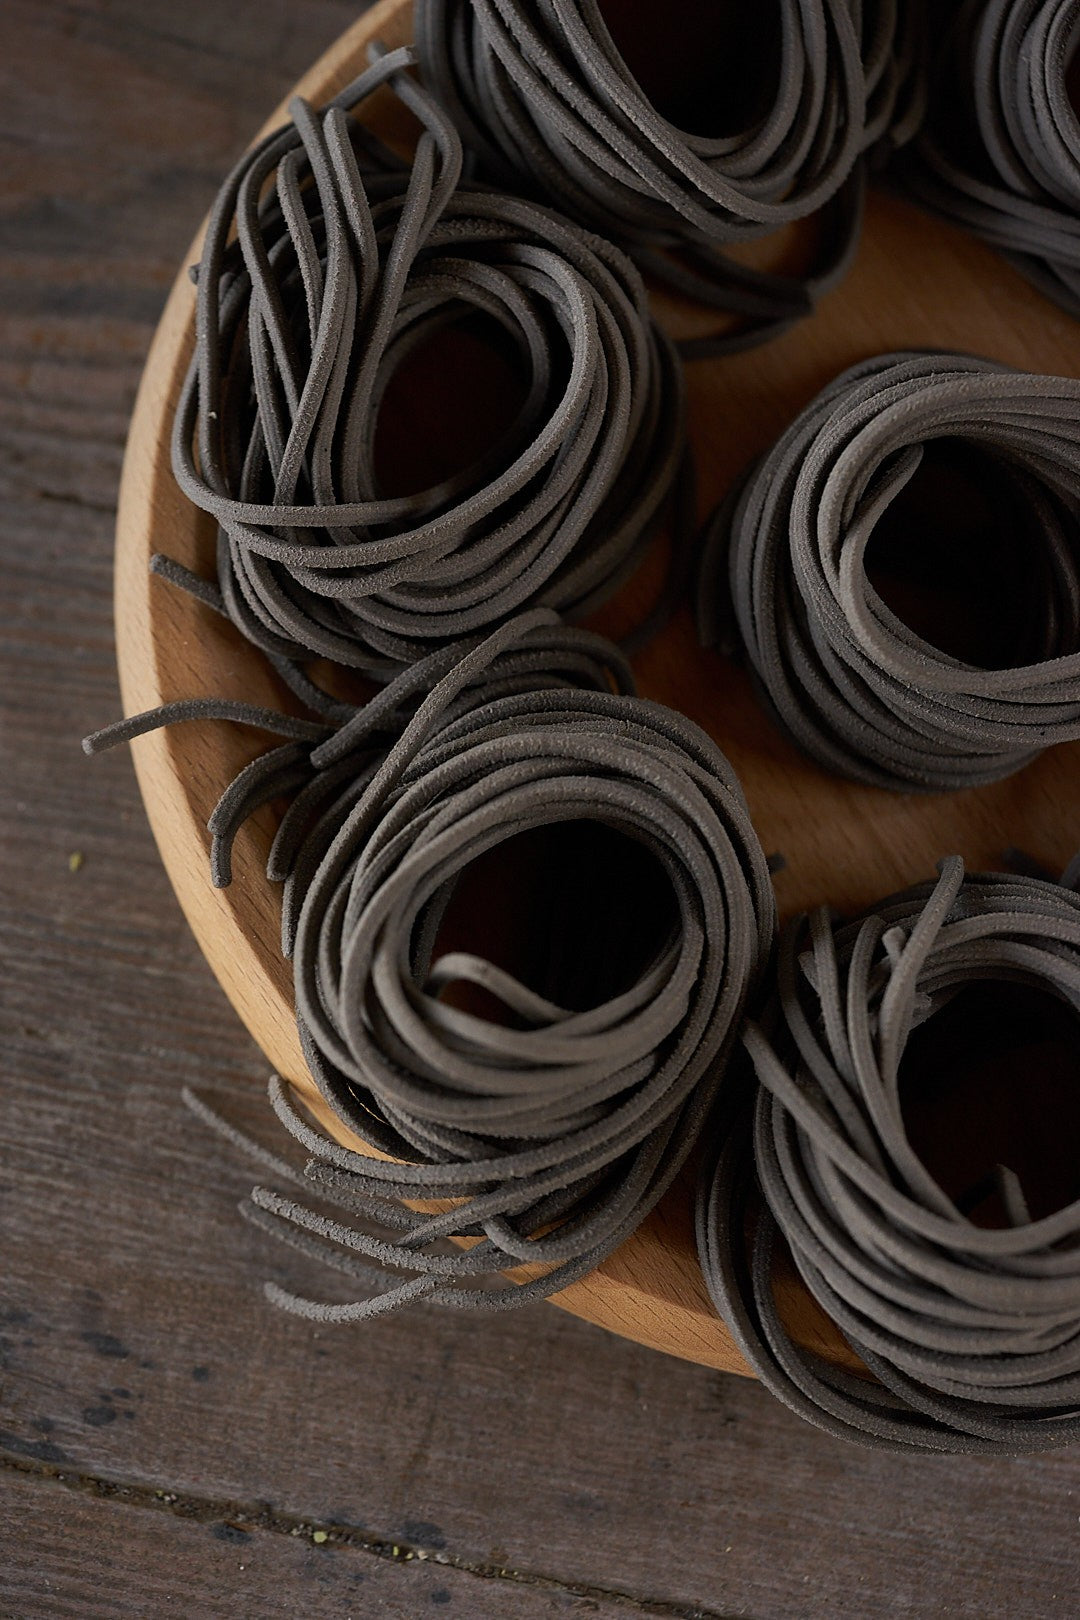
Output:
top-left (3, 2), bottom-right (1080, 1616)
top-left (4, 1470), bottom-right (637, 1619)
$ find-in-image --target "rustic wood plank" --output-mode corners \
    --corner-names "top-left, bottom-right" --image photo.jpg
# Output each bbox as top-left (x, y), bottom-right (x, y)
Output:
top-left (5, 1143), bottom-right (1080, 1620)
top-left (0, 1468), bottom-right (635, 1619)
top-left (2, 2), bottom-right (1080, 1618)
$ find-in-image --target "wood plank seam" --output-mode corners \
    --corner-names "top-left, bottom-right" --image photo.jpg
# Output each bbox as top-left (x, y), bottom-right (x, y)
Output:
top-left (0, 1453), bottom-right (744, 1620)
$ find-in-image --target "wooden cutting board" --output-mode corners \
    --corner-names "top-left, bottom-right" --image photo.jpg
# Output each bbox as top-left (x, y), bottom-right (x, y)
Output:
top-left (114, 0), bottom-right (1080, 1374)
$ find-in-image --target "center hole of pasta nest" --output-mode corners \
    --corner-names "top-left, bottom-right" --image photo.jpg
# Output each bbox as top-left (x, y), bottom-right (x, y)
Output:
top-left (600, 0), bottom-right (783, 138)
top-left (862, 438), bottom-right (1051, 670)
top-left (372, 310), bottom-right (533, 501)
top-left (1065, 29), bottom-right (1080, 119)
top-left (899, 980), bottom-right (1080, 1226)
top-left (426, 819), bottom-right (679, 1022)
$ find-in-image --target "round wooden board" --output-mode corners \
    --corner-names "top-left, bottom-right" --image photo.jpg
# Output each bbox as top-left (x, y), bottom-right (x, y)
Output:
top-left (115, 0), bottom-right (1080, 1376)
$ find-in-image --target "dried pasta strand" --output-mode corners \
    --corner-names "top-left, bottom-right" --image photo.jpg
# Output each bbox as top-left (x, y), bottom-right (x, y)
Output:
top-left (698, 856), bottom-right (1080, 1455)
top-left (415, 0), bottom-right (925, 355)
top-left (699, 350), bottom-right (1080, 791)
top-left (168, 44), bottom-right (690, 681)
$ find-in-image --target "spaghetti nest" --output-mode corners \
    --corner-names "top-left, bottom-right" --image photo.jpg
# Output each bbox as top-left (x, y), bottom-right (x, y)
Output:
top-left (699, 856), bottom-right (1080, 1455)
top-left (169, 46), bottom-right (687, 679)
top-left (242, 611), bottom-right (775, 1318)
top-left (897, 0), bottom-right (1080, 317)
top-left (416, 0), bottom-right (924, 354)
top-left (700, 351), bottom-right (1080, 791)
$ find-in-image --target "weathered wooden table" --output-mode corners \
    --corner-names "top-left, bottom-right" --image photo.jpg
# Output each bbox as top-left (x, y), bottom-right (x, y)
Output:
top-left (4, 3), bottom-right (1080, 1614)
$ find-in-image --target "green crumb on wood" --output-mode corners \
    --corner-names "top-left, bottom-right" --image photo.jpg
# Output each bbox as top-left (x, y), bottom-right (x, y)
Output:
top-left (312, 1530), bottom-right (328, 1545)
top-left (68, 851), bottom-right (84, 873)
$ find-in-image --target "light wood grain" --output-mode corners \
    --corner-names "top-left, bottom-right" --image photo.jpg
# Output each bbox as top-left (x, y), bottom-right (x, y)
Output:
top-left (114, 0), bottom-right (1080, 1376)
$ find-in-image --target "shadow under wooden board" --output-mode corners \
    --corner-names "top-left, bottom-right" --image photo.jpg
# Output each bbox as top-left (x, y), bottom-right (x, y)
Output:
top-left (114, 0), bottom-right (1080, 1377)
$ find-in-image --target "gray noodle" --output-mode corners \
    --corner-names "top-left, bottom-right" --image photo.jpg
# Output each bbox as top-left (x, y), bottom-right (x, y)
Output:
top-left (415, 0), bottom-right (924, 355)
top-left (165, 45), bottom-right (689, 681)
top-left (699, 351), bottom-right (1080, 791)
top-left (86, 610), bottom-right (775, 1319)
top-left (896, 0), bottom-right (1080, 318)
top-left (697, 855), bottom-right (1080, 1455)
